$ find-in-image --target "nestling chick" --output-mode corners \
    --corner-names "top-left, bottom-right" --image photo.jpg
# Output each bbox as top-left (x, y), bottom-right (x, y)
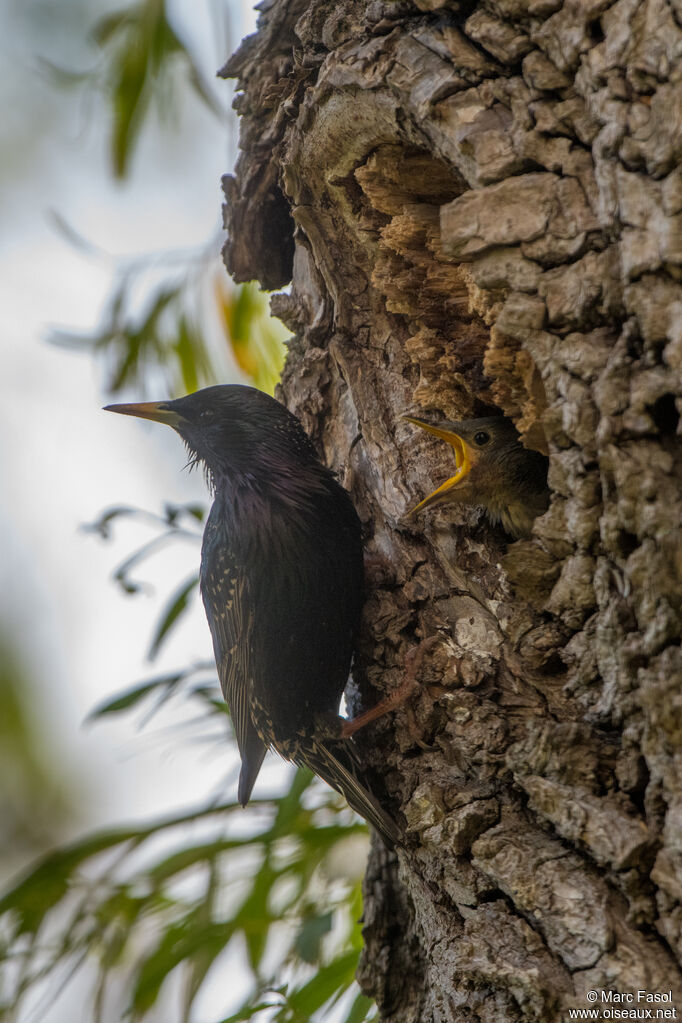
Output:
top-left (405, 415), bottom-right (549, 539)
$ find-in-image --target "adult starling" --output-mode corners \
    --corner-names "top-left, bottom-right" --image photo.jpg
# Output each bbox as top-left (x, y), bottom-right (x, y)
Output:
top-left (405, 415), bottom-right (549, 539)
top-left (105, 385), bottom-right (401, 847)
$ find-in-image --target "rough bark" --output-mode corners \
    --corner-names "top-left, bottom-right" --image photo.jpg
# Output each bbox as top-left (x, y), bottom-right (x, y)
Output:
top-left (221, 1), bottom-right (682, 1019)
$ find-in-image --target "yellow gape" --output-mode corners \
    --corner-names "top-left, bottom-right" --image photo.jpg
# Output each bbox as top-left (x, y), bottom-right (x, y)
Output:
top-left (403, 415), bottom-right (472, 515)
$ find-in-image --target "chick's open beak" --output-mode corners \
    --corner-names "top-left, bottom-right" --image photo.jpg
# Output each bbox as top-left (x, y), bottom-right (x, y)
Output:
top-left (104, 401), bottom-right (183, 428)
top-left (404, 415), bottom-right (472, 515)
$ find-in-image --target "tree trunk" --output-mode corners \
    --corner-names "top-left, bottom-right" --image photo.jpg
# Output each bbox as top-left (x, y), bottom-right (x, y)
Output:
top-left (221, 1), bottom-right (682, 1018)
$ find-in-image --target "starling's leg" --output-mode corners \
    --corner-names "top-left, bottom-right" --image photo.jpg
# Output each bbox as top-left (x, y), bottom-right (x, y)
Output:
top-left (340, 635), bottom-right (440, 738)
top-left (339, 681), bottom-right (413, 737)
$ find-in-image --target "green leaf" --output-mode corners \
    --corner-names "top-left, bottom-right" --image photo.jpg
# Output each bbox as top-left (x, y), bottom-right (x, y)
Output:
top-left (162, 501), bottom-right (205, 525)
top-left (215, 281), bottom-right (288, 396)
top-left (284, 950), bottom-right (360, 1018)
top-left (345, 991), bottom-right (375, 1023)
top-left (268, 768), bottom-right (315, 840)
top-left (112, 533), bottom-right (172, 594)
top-left (0, 797), bottom-right (276, 938)
top-left (188, 684), bottom-right (229, 716)
top-left (184, 504), bottom-right (205, 522)
top-left (96, 889), bottom-right (148, 969)
top-left (231, 282), bottom-right (258, 343)
top-left (148, 574), bottom-right (199, 660)
top-left (0, 832), bottom-right (138, 937)
top-left (236, 859), bottom-right (277, 973)
top-left (215, 993), bottom-right (287, 1023)
top-left (147, 839), bottom-right (242, 885)
top-left (174, 315), bottom-right (202, 394)
top-left (82, 504), bottom-right (138, 540)
top-left (110, 32), bottom-right (150, 178)
top-left (91, 9), bottom-right (130, 46)
top-left (131, 915), bottom-right (234, 1016)
top-left (88, 680), bottom-right (164, 720)
top-left (294, 910), bottom-right (333, 964)
top-left (86, 671), bottom-right (185, 722)
top-left (95, 0), bottom-right (221, 179)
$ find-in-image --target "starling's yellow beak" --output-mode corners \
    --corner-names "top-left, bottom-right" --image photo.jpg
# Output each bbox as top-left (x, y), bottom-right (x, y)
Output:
top-left (103, 401), bottom-right (183, 428)
top-left (404, 416), bottom-right (472, 515)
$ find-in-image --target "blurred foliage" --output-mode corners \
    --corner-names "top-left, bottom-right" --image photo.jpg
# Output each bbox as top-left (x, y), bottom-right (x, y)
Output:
top-left (51, 252), bottom-right (288, 400)
top-left (0, 765), bottom-right (373, 1023)
top-left (0, 517), bottom-right (373, 1022)
top-left (42, 0), bottom-right (226, 179)
top-left (0, 0), bottom-right (373, 1019)
top-left (83, 501), bottom-right (205, 597)
top-left (93, 0), bottom-right (223, 178)
top-left (46, 0), bottom-right (288, 399)
top-left (0, 636), bottom-right (76, 864)
top-left (216, 278), bottom-right (287, 396)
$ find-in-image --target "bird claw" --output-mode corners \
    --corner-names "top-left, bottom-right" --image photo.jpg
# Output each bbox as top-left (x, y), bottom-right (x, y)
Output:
top-left (340, 633), bottom-right (443, 739)
top-left (340, 676), bottom-right (417, 738)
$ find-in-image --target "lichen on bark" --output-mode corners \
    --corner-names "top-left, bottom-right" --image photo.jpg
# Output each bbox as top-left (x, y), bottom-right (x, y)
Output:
top-left (221, 0), bottom-right (682, 1018)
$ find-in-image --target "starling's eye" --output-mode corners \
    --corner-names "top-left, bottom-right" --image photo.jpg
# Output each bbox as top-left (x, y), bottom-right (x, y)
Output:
top-left (474, 431), bottom-right (490, 446)
top-left (199, 409), bottom-right (215, 423)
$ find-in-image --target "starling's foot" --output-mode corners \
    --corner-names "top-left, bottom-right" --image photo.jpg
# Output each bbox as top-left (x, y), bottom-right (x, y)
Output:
top-left (340, 677), bottom-right (416, 738)
top-left (340, 634), bottom-right (442, 739)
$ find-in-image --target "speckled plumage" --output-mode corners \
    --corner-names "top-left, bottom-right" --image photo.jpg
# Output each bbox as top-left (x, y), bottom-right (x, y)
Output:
top-left (106, 385), bottom-right (400, 847)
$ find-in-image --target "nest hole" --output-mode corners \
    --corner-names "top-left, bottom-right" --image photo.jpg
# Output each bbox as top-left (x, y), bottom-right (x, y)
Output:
top-left (650, 393), bottom-right (679, 436)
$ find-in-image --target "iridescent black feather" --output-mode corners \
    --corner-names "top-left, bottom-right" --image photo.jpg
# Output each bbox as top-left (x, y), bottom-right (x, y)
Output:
top-left (106, 385), bottom-right (401, 847)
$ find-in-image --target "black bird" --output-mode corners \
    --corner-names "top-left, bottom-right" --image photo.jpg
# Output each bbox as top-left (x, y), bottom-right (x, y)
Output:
top-left (106, 385), bottom-right (401, 846)
top-left (405, 415), bottom-right (549, 539)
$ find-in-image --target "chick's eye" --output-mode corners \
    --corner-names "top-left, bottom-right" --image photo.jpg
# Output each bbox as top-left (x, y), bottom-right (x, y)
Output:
top-left (474, 431), bottom-right (490, 446)
top-left (199, 409), bottom-right (215, 423)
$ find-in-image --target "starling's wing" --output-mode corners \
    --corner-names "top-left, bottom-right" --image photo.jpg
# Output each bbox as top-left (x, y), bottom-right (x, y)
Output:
top-left (298, 738), bottom-right (402, 849)
top-left (203, 568), bottom-right (267, 806)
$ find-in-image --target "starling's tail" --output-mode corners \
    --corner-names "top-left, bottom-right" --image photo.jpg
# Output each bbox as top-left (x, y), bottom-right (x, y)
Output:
top-left (237, 726), bottom-right (268, 807)
top-left (299, 738), bottom-right (403, 849)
